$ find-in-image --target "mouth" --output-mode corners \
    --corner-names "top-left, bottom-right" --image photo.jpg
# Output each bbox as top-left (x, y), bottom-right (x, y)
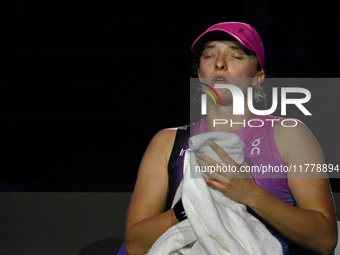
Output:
top-left (212, 77), bottom-right (229, 85)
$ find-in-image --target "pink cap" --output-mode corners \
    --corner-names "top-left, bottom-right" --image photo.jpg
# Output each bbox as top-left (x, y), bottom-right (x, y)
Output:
top-left (191, 22), bottom-right (265, 69)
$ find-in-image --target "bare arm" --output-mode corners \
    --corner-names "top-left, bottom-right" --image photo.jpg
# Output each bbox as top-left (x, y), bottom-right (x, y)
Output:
top-left (199, 120), bottom-right (337, 255)
top-left (268, 120), bottom-right (337, 253)
top-left (124, 129), bottom-right (179, 255)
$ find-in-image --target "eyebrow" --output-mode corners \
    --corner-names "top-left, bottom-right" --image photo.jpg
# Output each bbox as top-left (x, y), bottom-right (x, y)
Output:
top-left (229, 45), bottom-right (244, 52)
top-left (202, 45), bottom-right (216, 51)
top-left (202, 44), bottom-right (245, 53)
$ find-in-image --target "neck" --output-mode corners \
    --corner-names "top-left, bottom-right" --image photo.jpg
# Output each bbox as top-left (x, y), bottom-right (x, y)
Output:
top-left (205, 101), bottom-right (254, 132)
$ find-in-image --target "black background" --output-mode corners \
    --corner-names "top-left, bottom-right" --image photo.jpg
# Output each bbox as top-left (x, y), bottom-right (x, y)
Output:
top-left (2, 1), bottom-right (340, 191)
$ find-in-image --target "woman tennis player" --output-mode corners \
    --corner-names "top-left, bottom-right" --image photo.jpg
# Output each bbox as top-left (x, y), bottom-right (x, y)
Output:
top-left (122, 22), bottom-right (337, 255)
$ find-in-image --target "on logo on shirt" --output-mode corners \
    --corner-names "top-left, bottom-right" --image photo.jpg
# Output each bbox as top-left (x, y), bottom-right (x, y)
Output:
top-left (251, 138), bottom-right (261, 155)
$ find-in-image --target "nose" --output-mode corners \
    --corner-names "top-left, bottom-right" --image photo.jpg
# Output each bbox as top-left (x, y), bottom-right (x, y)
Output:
top-left (215, 54), bottom-right (227, 70)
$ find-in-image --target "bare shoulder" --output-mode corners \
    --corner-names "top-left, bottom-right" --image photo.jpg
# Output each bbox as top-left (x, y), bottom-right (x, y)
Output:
top-left (147, 128), bottom-right (177, 161)
top-left (138, 127), bottom-right (178, 177)
top-left (153, 127), bottom-right (177, 143)
top-left (274, 119), bottom-right (324, 165)
top-left (274, 118), bottom-right (315, 143)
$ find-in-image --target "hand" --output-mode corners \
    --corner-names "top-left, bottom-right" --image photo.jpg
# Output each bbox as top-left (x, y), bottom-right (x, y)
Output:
top-left (195, 141), bottom-right (259, 205)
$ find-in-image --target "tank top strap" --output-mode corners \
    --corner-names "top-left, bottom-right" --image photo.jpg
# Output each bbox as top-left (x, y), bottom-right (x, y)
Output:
top-left (165, 125), bottom-right (191, 211)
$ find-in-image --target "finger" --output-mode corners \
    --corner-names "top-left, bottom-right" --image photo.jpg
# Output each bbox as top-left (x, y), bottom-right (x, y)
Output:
top-left (195, 151), bottom-right (219, 166)
top-left (196, 159), bottom-right (226, 179)
top-left (195, 151), bottom-right (234, 179)
top-left (237, 161), bottom-right (253, 179)
top-left (242, 161), bottom-right (249, 167)
top-left (205, 177), bottom-right (229, 193)
top-left (208, 141), bottom-right (239, 167)
top-left (195, 152), bottom-right (231, 178)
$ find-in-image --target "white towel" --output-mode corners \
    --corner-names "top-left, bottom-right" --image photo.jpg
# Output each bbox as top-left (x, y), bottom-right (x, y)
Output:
top-left (147, 132), bottom-right (283, 255)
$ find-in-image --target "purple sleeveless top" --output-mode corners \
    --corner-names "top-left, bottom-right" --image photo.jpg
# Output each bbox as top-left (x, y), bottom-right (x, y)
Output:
top-left (193, 115), bottom-right (297, 207)
top-left (165, 115), bottom-right (296, 210)
top-left (119, 116), bottom-right (298, 254)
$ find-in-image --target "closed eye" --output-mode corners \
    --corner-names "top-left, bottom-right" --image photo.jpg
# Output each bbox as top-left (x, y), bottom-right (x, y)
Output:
top-left (203, 55), bottom-right (214, 59)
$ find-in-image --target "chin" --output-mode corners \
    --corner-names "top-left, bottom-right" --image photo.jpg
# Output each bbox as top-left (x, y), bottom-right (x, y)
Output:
top-left (215, 88), bottom-right (233, 100)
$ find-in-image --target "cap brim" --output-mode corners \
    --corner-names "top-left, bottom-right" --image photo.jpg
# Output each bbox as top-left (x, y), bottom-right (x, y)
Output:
top-left (192, 31), bottom-right (236, 55)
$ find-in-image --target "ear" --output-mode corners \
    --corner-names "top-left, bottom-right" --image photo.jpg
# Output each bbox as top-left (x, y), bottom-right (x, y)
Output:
top-left (197, 69), bottom-right (201, 79)
top-left (252, 70), bottom-right (265, 87)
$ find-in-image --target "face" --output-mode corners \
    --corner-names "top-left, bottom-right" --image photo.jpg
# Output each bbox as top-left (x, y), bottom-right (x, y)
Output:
top-left (197, 40), bottom-right (264, 104)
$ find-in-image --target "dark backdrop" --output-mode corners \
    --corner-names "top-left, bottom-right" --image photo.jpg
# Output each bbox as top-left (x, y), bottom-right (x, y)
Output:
top-left (2, 1), bottom-right (340, 191)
